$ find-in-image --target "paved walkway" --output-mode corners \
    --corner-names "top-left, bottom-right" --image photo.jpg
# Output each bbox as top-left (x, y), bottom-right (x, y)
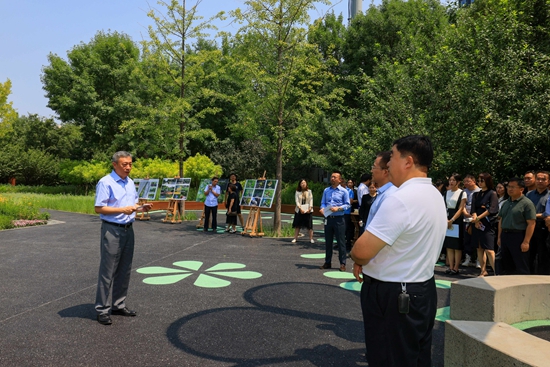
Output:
top-left (0, 210), bottom-right (487, 366)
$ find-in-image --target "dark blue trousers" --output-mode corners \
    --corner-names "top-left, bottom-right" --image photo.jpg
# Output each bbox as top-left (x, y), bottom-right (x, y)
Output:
top-left (324, 215), bottom-right (346, 265)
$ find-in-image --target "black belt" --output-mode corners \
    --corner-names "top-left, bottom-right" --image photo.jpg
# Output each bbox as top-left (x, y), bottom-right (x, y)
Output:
top-left (362, 274), bottom-right (430, 285)
top-left (502, 229), bottom-right (524, 233)
top-left (363, 275), bottom-right (384, 284)
top-left (102, 220), bottom-right (133, 229)
top-left (326, 215), bottom-right (344, 219)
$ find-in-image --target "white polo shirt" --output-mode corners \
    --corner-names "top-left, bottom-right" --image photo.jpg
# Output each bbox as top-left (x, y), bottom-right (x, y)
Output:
top-left (363, 177), bottom-right (447, 282)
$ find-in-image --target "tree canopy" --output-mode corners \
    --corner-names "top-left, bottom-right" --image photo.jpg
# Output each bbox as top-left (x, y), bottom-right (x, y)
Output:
top-left (1, 0), bottom-right (546, 190)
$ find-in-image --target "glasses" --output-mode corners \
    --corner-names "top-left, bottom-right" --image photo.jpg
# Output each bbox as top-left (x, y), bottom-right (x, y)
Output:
top-left (477, 178), bottom-right (484, 182)
top-left (371, 165), bottom-right (387, 170)
top-left (507, 186), bottom-right (520, 190)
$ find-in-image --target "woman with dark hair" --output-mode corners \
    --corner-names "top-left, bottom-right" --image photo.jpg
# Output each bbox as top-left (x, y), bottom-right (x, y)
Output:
top-left (225, 184), bottom-right (239, 233)
top-left (291, 179), bottom-right (314, 243)
top-left (358, 182), bottom-right (377, 231)
top-left (496, 181), bottom-right (509, 209)
top-left (443, 173), bottom-right (467, 275)
top-left (470, 173), bottom-right (499, 276)
top-left (227, 173), bottom-right (244, 229)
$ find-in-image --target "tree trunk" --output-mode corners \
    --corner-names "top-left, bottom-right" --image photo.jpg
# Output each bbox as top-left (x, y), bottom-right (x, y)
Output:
top-left (273, 115), bottom-right (284, 237)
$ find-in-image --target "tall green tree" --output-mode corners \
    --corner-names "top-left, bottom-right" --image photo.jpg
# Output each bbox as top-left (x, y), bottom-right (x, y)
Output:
top-left (232, 0), bottom-right (345, 234)
top-left (140, 0), bottom-right (225, 177)
top-left (41, 31), bottom-right (141, 158)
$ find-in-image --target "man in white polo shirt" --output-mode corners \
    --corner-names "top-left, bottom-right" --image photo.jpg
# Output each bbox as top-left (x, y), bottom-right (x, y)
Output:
top-left (351, 135), bottom-right (447, 367)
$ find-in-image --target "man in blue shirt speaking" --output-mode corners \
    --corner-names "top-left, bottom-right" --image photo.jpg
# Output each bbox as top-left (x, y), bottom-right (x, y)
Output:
top-left (94, 151), bottom-right (152, 325)
top-left (319, 170), bottom-right (351, 272)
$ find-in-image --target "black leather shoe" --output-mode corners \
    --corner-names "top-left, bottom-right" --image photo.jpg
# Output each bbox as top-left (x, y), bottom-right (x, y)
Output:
top-left (97, 314), bottom-right (112, 325)
top-left (319, 263), bottom-right (331, 269)
top-left (111, 307), bottom-right (137, 317)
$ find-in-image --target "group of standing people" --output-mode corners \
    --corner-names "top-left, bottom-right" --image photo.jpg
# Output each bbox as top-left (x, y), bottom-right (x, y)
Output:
top-left (99, 140), bottom-right (549, 366)
top-left (440, 170), bottom-right (549, 277)
top-left (201, 173), bottom-right (245, 233)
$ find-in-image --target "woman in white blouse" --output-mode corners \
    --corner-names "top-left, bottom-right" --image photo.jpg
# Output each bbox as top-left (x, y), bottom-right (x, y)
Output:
top-left (291, 179), bottom-right (314, 243)
top-left (443, 173), bottom-right (467, 275)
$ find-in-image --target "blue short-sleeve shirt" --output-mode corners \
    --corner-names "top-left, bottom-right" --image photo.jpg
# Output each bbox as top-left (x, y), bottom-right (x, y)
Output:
top-left (95, 170), bottom-right (138, 224)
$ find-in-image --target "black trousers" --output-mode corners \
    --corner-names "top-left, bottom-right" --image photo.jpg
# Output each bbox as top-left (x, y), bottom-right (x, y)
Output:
top-left (360, 276), bottom-right (436, 367)
top-left (344, 214), bottom-right (354, 250)
top-left (204, 205), bottom-right (218, 231)
top-left (501, 231), bottom-right (529, 275)
top-left (531, 225), bottom-right (550, 274)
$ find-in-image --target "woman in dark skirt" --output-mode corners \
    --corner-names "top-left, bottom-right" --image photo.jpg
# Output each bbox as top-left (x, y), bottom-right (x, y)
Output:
top-left (471, 173), bottom-right (499, 276)
top-left (292, 179), bottom-right (314, 243)
top-left (225, 184), bottom-right (239, 233)
top-left (443, 173), bottom-right (467, 275)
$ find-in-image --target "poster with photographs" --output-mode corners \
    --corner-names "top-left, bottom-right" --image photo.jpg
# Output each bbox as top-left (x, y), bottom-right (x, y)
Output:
top-left (240, 179), bottom-right (278, 208)
top-left (159, 178), bottom-right (191, 200)
top-left (134, 178), bottom-right (160, 200)
top-left (195, 178), bottom-right (228, 203)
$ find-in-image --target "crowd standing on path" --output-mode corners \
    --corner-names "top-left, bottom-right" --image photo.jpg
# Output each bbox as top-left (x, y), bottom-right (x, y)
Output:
top-left (91, 140), bottom-right (550, 367)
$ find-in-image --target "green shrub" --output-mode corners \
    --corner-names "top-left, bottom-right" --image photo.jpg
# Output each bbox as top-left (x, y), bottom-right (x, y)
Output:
top-left (184, 154), bottom-right (223, 187)
top-left (18, 149), bottom-right (60, 185)
top-left (0, 215), bottom-right (14, 230)
top-left (131, 158), bottom-right (179, 181)
top-left (58, 160), bottom-right (110, 193)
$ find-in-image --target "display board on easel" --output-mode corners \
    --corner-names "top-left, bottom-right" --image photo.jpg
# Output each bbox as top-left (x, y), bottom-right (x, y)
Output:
top-left (159, 178), bottom-right (191, 201)
top-left (133, 178), bottom-right (160, 220)
top-left (159, 178), bottom-right (191, 223)
top-left (134, 178), bottom-right (160, 200)
top-left (240, 179), bottom-right (277, 208)
top-left (240, 178), bottom-right (278, 237)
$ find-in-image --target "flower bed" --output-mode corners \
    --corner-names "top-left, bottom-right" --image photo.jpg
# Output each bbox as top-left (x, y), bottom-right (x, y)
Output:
top-left (0, 195), bottom-right (49, 230)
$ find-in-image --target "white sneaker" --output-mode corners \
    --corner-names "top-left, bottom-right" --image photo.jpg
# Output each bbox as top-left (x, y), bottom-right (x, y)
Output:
top-left (461, 254), bottom-right (471, 267)
top-left (291, 239), bottom-right (297, 243)
top-left (310, 239), bottom-right (314, 243)
top-left (476, 260), bottom-right (481, 269)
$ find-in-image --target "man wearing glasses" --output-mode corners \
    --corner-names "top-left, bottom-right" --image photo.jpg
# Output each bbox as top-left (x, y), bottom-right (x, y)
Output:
top-left (351, 136), bottom-right (446, 367)
top-left (497, 177), bottom-right (536, 275)
top-left (365, 151), bottom-right (397, 228)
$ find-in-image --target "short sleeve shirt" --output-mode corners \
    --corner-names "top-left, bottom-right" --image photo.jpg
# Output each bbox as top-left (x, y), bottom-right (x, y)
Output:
top-left (363, 178), bottom-right (447, 282)
top-left (499, 195), bottom-right (536, 230)
top-left (204, 184), bottom-right (221, 207)
top-left (366, 182), bottom-right (397, 227)
top-left (95, 171), bottom-right (138, 224)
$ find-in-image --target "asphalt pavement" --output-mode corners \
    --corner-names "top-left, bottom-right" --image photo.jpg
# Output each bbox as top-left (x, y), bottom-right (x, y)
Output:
top-left (0, 209), bottom-right (500, 366)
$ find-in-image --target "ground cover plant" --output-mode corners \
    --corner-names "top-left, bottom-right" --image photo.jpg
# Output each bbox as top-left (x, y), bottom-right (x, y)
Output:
top-left (0, 194), bottom-right (50, 230)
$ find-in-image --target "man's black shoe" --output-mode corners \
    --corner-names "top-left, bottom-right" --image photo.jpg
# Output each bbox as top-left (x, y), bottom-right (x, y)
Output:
top-left (97, 314), bottom-right (112, 325)
top-left (319, 263), bottom-right (331, 269)
top-left (111, 307), bottom-right (137, 317)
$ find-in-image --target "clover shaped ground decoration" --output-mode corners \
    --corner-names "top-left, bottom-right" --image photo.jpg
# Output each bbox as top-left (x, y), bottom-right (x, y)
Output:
top-left (137, 261), bottom-right (262, 288)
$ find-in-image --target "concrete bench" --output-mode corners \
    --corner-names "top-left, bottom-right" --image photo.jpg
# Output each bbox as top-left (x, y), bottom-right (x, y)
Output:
top-left (445, 320), bottom-right (550, 367)
top-left (450, 275), bottom-right (550, 324)
top-left (445, 276), bottom-right (550, 366)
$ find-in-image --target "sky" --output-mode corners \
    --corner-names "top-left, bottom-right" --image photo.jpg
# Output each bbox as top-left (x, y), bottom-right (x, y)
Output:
top-left (0, 0), bottom-right (379, 119)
